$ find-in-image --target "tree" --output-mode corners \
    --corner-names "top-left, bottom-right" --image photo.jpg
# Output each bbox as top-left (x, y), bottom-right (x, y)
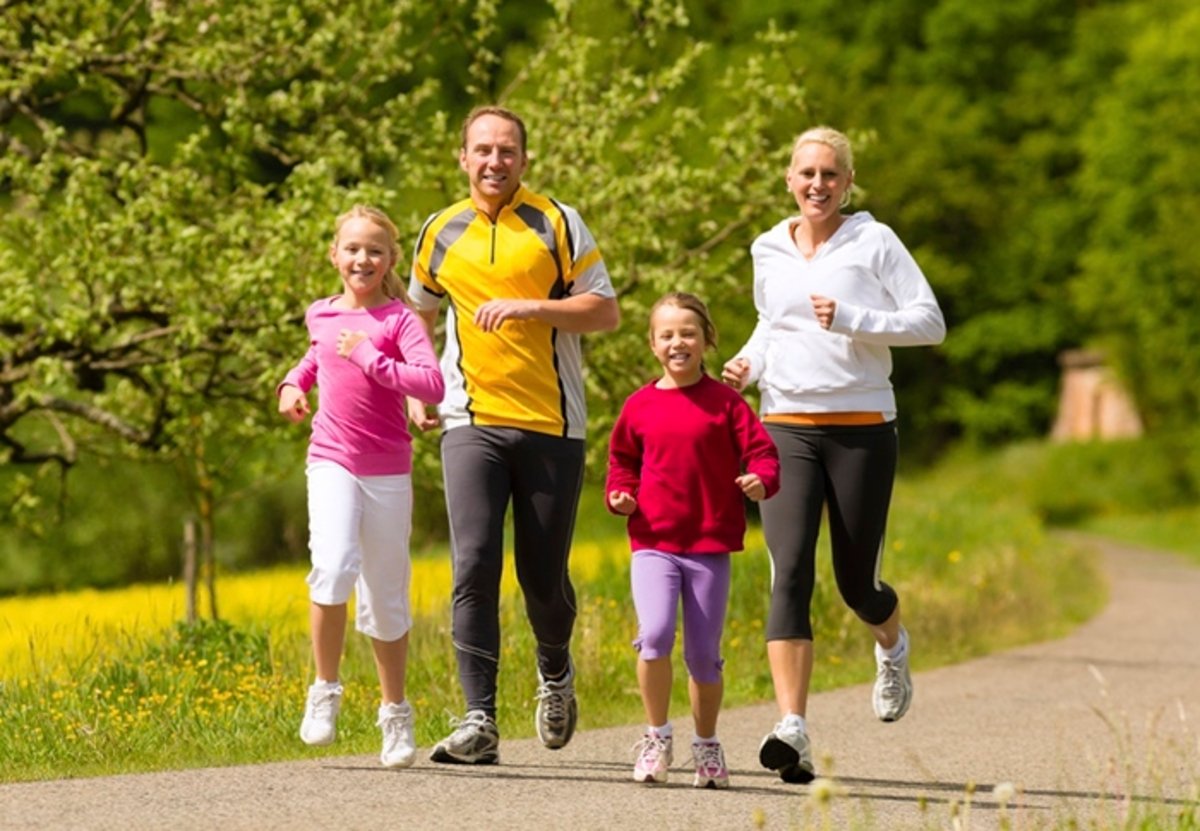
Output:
top-left (2, 0), bottom-right (814, 590)
top-left (0, 0), bottom-right (475, 607)
top-left (1072, 0), bottom-right (1200, 430)
top-left (694, 0), bottom-right (1115, 447)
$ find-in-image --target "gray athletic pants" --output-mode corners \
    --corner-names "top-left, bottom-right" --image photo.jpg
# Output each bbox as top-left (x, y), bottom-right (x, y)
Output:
top-left (760, 421), bottom-right (900, 641)
top-left (441, 425), bottom-right (584, 716)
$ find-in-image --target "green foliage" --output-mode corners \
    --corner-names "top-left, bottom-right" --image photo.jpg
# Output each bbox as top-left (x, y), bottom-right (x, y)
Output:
top-left (1080, 507), bottom-right (1200, 566)
top-left (143, 619), bottom-right (273, 672)
top-left (0, 444), bottom-right (313, 594)
top-left (0, 459), bottom-right (187, 594)
top-left (0, 0), bottom-right (476, 544)
top-left (1072, 0), bottom-right (1200, 431)
top-left (1, 0), bottom-right (817, 561)
top-left (1028, 440), bottom-right (1195, 525)
top-left (940, 431), bottom-right (1200, 528)
top-left (833, 0), bottom-right (1092, 445)
top-left (0, 616), bottom-right (297, 778)
top-left (4, 0), bottom-right (1200, 589)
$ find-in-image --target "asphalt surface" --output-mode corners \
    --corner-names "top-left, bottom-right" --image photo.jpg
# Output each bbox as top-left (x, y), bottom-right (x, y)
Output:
top-left (2, 535), bottom-right (1197, 830)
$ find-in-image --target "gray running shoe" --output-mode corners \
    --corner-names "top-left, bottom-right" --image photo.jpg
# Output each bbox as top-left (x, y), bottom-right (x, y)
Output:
top-left (535, 663), bottom-right (578, 749)
top-left (430, 710), bottom-right (500, 765)
top-left (758, 720), bottom-right (815, 784)
top-left (873, 627), bottom-right (913, 722)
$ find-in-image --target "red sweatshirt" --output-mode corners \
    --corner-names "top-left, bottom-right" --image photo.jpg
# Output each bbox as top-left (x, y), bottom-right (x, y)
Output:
top-left (606, 374), bottom-right (780, 554)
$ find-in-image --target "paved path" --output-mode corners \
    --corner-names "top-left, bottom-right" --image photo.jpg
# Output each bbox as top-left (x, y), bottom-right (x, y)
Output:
top-left (3, 536), bottom-right (1198, 830)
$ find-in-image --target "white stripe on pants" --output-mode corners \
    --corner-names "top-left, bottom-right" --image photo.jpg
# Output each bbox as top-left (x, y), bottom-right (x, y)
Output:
top-left (305, 460), bottom-right (413, 641)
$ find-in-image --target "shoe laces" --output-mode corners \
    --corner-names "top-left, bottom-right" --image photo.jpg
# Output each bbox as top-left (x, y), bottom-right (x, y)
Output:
top-left (381, 722), bottom-right (410, 756)
top-left (536, 675), bottom-right (573, 724)
top-left (449, 709), bottom-right (494, 738)
top-left (307, 686), bottom-right (341, 719)
top-left (378, 703), bottom-right (412, 732)
top-left (691, 741), bottom-right (726, 776)
top-left (632, 734), bottom-right (672, 768)
top-left (877, 657), bottom-right (905, 699)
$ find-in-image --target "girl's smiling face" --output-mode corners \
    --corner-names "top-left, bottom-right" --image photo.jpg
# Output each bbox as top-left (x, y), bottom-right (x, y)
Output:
top-left (650, 303), bottom-right (707, 388)
top-left (329, 216), bottom-right (395, 308)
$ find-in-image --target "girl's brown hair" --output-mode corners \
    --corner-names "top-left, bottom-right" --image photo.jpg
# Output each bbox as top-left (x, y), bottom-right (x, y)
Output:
top-left (648, 291), bottom-right (718, 351)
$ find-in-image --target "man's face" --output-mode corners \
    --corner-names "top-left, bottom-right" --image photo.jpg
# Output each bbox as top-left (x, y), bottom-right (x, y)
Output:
top-left (459, 113), bottom-right (528, 213)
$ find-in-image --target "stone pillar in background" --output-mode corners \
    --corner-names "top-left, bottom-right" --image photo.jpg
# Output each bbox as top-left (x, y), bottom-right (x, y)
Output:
top-left (1050, 349), bottom-right (1144, 442)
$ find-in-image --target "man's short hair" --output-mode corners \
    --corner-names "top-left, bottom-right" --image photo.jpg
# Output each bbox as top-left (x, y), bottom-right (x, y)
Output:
top-left (460, 105), bottom-right (528, 154)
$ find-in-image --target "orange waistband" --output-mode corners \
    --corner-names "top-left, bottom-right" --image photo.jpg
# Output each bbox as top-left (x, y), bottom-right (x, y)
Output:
top-left (763, 412), bottom-right (887, 426)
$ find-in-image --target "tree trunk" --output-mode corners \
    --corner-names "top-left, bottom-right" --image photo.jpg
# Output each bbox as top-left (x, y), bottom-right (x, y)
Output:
top-left (183, 517), bottom-right (198, 624)
top-left (200, 496), bottom-right (218, 621)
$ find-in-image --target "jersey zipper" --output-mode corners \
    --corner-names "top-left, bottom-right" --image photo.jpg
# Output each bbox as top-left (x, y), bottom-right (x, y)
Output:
top-left (490, 223), bottom-right (496, 264)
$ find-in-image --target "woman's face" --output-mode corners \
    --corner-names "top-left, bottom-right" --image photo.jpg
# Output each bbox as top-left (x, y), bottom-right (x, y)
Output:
top-left (786, 142), bottom-right (851, 224)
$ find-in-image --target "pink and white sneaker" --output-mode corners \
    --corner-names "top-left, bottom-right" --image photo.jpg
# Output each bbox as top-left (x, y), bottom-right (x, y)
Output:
top-left (632, 733), bottom-right (673, 783)
top-left (691, 739), bottom-right (730, 789)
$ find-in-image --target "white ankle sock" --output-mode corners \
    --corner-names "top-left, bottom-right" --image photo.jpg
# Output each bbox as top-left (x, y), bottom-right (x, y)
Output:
top-left (782, 713), bottom-right (806, 733)
top-left (883, 627), bottom-right (909, 660)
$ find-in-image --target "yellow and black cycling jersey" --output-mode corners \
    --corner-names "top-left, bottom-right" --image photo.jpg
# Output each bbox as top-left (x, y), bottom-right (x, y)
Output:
top-left (409, 185), bottom-right (615, 440)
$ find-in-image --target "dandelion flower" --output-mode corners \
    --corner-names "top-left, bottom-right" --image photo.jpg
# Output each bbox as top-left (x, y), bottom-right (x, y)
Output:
top-left (993, 781), bottom-right (1016, 805)
top-left (808, 777), bottom-right (839, 806)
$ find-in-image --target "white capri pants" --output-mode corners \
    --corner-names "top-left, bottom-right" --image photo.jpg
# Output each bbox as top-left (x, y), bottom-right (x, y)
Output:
top-left (305, 460), bottom-right (413, 641)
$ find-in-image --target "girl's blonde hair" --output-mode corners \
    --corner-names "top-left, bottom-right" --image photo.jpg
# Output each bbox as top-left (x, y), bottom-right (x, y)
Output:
top-left (791, 126), bottom-right (856, 208)
top-left (649, 291), bottom-right (718, 351)
top-left (332, 205), bottom-right (410, 303)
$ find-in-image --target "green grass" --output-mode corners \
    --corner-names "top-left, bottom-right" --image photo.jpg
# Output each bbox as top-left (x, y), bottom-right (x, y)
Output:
top-left (1076, 507), bottom-right (1200, 565)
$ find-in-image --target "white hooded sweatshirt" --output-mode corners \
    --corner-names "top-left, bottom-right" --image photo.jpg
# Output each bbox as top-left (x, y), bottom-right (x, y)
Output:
top-left (734, 211), bottom-right (945, 418)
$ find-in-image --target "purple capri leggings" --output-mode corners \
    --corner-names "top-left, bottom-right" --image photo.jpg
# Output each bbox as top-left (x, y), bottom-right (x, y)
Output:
top-left (630, 549), bottom-right (731, 685)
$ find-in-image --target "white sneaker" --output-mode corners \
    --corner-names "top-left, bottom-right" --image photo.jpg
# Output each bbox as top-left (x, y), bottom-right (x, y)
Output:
top-left (299, 681), bottom-right (343, 746)
top-left (873, 627), bottom-right (913, 722)
top-left (378, 701), bottom-right (416, 768)
top-left (758, 719), bottom-right (815, 784)
top-left (632, 733), bottom-right (673, 783)
top-left (691, 739), bottom-right (730, 789)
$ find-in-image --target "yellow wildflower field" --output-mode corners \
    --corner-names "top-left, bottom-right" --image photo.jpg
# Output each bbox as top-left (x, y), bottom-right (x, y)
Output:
top-left (0, 539), bottom-right (623, 680)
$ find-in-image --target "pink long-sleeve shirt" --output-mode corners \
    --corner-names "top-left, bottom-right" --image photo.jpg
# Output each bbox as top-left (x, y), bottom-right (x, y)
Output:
top-left (606, 374), bottom-right (780, 554)
top-left (280, 297), bottom-right (444, 476)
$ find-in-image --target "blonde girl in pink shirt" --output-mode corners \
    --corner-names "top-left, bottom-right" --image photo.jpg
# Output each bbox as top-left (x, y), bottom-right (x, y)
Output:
top-left (277, 206), bottom-right (444, 768)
